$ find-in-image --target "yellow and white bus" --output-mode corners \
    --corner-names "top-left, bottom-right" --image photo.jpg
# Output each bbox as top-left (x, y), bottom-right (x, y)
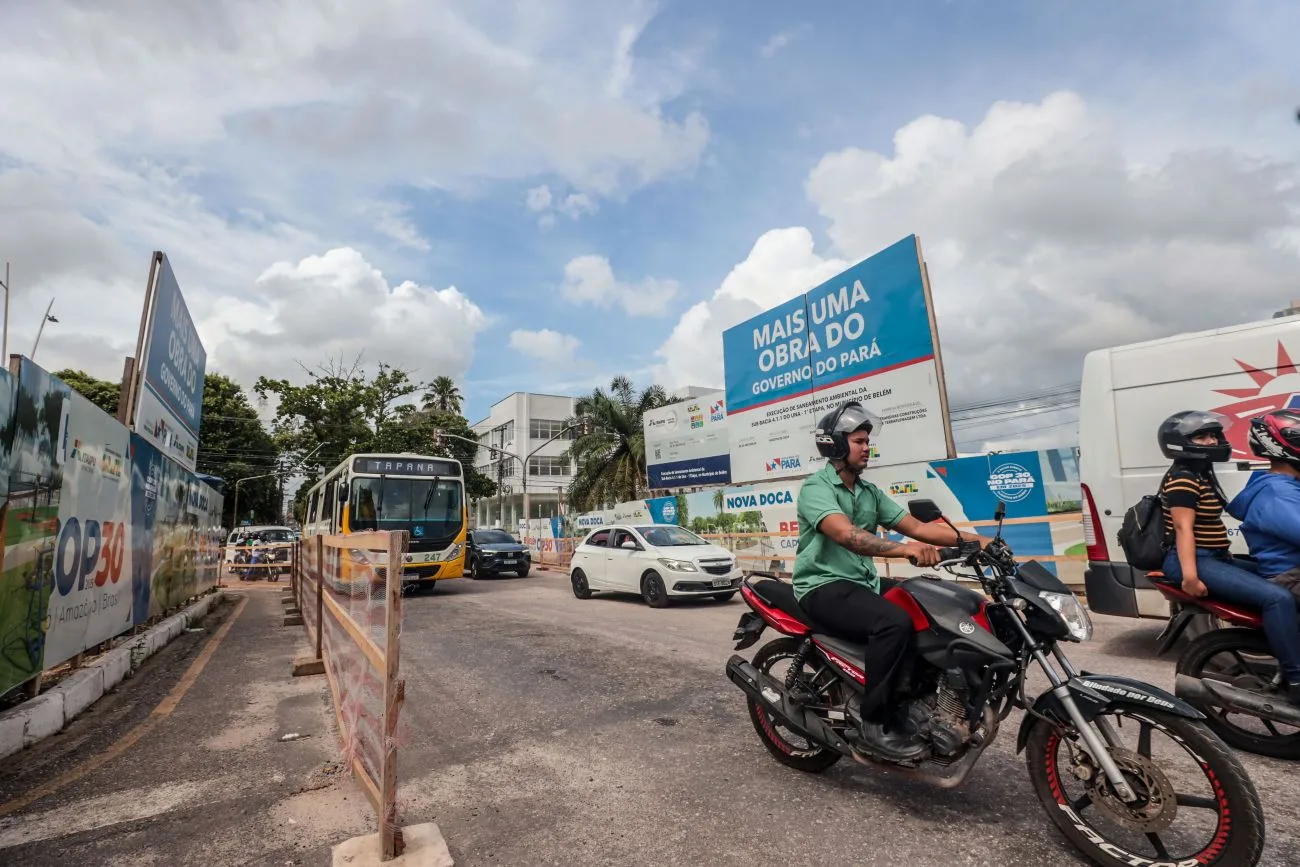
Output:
top-left (303, 452), bottom-right (468, 588)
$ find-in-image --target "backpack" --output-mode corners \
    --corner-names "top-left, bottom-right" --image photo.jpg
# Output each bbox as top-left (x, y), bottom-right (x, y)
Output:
top-left (1117, 470), bottom-right (1174, 571)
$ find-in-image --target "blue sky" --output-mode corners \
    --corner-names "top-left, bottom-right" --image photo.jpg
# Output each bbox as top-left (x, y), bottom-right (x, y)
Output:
top-left (0, 0), bottom-right (1296, 446)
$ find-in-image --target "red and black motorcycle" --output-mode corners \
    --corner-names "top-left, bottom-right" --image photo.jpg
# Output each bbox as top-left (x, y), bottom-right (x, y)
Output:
top-left (1153, 576), bottom-right (1300, 760)
top-left (726, 499), bottom-right (1266, 867)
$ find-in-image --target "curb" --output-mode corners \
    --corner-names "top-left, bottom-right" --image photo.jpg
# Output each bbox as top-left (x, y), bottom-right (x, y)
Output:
top-left (0, 590), bottom-right (225, 761)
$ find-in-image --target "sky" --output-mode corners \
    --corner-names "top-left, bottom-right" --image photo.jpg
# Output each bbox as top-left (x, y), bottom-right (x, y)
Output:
top-left (1, 0), bottom-right (1298, 455)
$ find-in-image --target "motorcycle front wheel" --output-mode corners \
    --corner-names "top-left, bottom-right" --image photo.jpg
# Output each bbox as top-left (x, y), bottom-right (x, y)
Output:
top-left (1024, 708), bottom-right (1264, 867)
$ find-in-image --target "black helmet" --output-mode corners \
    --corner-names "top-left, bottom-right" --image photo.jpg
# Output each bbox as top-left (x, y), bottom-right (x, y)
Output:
top-left (1248, 410), bottom-right (1300, 467)
top-left (1157, 410), bottom-right (1231, 463)
top-left (814, 400), bottom-right (882, 461)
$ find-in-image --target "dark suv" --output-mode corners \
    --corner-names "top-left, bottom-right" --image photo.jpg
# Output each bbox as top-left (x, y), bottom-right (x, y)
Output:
top-left (466, 528), bottom-right (532, 578)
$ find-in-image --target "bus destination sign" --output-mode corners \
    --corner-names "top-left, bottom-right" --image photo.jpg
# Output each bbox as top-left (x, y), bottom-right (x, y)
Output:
top-left (351, 457), bottom-right (459, 477)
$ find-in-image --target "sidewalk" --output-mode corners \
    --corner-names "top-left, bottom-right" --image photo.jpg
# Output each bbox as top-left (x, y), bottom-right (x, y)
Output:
top-left (0, 585), bottom-right (371, 865)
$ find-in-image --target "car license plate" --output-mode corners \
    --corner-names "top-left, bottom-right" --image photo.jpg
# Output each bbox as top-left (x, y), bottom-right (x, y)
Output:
top-left (501, 558), bottom-right (517, 565)
top-left (711, 578), bottom-right (730, 588)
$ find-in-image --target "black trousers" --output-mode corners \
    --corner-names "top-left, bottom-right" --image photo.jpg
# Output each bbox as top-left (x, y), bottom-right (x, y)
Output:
top-left (801, 579), bottom-right (914, 722)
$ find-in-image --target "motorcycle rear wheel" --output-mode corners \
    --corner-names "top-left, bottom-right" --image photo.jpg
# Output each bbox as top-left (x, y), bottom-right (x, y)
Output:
top-left (1177, 627), bottom-right (1300, 759)
top-left (1024, 709), bottom-right (1264, 867)
top-left (745, 637), bottom-right (841, 773)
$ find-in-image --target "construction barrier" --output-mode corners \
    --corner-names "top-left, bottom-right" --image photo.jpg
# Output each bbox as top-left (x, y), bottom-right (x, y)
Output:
top-left (294, 531), bottom-right (408, 860)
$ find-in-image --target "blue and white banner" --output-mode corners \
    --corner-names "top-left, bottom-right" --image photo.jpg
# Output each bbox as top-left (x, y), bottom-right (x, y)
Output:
top-left (722, 235), bottom-right (951, 484)
top-left (132, 254), bottom-right (206, 472)
top-left (644, 391), bottom-right (732, 488)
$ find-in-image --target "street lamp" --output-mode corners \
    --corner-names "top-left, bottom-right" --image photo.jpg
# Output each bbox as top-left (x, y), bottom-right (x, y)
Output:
top-left (229, 442), bottom-right (325, 527)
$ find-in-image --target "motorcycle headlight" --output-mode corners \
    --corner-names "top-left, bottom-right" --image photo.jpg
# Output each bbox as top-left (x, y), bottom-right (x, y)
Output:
top-left (657, 557), bottom-right (698, 572)
top-left (1039, 590), bottom-right (1093, 642)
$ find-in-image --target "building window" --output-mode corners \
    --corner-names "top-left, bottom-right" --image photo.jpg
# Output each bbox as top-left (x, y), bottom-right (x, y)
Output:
top-left (528, 455), bottom-right (570, 476)
top-left (529, 418), bottom-right (569, 440)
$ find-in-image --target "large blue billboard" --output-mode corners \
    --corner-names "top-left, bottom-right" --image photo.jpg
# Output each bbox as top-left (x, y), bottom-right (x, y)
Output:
top-left (721, 235), bottom-right (951, 483)
top-left (132, 254), bottom-right (206, 472)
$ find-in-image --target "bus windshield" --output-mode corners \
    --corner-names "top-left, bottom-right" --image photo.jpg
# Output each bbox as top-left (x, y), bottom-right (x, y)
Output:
top-left (350, 476), bottom-right (464, 545)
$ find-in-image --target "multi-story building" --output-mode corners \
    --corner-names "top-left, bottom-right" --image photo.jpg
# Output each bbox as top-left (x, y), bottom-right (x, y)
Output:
top-left (470, 392), bottom-right (578, 529)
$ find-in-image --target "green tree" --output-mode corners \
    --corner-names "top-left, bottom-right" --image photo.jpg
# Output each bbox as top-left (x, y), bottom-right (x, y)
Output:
top-left (713, 488), bottom-right (724, 515)
top-left (256, 357), bottom-right (495, 511)
top-left (55, 369), bottom-right (119, 416)
top-left (674, 493), bottom-right (689, 528)
top-left (421, 375), bottom-right (463, 415)
top-left (562, 375), bottom-right (675, 512)
top-left (197, 373), bottom-right (282, 527)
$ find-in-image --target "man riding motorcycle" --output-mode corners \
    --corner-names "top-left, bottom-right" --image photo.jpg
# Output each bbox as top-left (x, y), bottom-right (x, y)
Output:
top-left (792, 399), bottom-right (988, 761)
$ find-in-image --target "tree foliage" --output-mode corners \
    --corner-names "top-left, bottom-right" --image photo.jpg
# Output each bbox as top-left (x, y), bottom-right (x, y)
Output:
top-left (422, 375), bottom-right (463, 415)
top-left (562, 375), bottom-right (675, 512)
top-left (197, 373), bottom-right (282, 526)
top-left (55, 368), bottom-right (120, 416)
top-left (256, 357), bottom-right (494, 522)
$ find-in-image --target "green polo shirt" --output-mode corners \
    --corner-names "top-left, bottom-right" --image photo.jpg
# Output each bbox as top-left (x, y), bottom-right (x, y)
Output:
top-left (792, 463), bottom-right (906, 600)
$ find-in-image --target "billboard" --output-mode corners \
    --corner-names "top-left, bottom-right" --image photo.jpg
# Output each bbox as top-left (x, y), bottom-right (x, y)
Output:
top-left (132, 253), bottom-right (206, 472)
top-left (0, 358), bottom-right (224, 698)
top-left (722, 235), bottom-right (953, 484)
top-left (644, 391), bottom-right (731, 488)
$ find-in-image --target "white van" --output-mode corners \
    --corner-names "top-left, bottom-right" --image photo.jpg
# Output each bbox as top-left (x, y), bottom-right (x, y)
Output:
top-left (1080, 315), bottom-right (1300, 619)
top-left (225, 524), bottom-right (296, 562)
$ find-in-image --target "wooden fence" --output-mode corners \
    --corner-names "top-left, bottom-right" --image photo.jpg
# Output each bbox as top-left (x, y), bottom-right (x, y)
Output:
top-left (294, 531), bottom-right (409, 860)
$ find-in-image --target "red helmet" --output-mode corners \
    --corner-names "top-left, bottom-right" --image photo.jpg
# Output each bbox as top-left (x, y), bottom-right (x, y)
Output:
top-left (1248, 409), bottom-right (1300, 466)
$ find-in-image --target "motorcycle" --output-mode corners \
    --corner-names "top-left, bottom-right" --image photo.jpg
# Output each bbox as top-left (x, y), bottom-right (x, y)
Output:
top-left (725, 498), bottom-right (1265, 867)
top-left (1153, 575), bottom-right (1300, 760)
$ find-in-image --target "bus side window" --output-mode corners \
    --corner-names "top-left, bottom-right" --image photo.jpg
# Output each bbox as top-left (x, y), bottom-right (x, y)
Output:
top-left (307, 492), bottom-right (319, 528)
top-left (324, 481), bottom-right (336, 533)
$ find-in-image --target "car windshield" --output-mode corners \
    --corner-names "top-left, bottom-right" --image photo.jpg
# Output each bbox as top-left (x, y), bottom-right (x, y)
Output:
top-left (474, 530), bottom-right (515, 544)
top-left (350, 477), bottom-right (464, 544)
top-left (637, 525), bottom-right (707, 547)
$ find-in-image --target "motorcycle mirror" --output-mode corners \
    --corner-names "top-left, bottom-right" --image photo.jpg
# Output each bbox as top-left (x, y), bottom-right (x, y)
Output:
top-left (907, 499), bottom-right (943, 523)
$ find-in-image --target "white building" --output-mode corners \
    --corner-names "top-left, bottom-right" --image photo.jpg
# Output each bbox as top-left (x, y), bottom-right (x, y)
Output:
top-left (470, 392), bottom-right (578, 529)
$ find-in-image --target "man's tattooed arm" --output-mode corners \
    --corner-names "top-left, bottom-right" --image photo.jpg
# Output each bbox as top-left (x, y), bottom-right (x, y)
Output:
top-left (842, 527), bottom-right (906, 557)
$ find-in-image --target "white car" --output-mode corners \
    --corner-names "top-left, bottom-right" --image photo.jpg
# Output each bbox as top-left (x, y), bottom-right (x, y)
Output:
top-left (568, 523), bottom-right (741, 607)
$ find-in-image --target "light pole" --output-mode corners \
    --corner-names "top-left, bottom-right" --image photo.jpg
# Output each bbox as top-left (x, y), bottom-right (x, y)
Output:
top-left (31, 297), bottom-right (56, 361)
top-left (230, 443), bottom-right (325, 528)
top-left (1, 262), bottom-right (9, 362)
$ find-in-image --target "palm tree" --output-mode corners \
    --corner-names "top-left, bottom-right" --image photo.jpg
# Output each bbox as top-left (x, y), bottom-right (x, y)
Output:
top-left (421, 376), bottom-right (463, 415)
top-left (563, 375), bottom-right (675, 512)
top-left (713, 488), bottom-right (724, 515)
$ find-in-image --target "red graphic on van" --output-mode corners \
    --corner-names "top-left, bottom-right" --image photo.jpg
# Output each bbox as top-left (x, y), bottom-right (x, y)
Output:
top-left (1210, 342), bottom-right (1300, 459)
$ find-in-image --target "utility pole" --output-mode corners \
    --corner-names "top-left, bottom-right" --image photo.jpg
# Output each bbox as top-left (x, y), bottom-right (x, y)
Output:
top-left (1, 262), bottom-right (9, 362)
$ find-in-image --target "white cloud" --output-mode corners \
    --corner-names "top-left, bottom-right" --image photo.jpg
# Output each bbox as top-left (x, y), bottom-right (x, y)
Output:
top-left (653, 227), bottom-right (849, 390)
top-left (509, 328), bottom-right (581, 364)
top-left (525, 185), bottom-right (553, 212)
top-left (0, 1), bottom-right (709, 387)
top-left (558, 193), bottom-right (599, 219)
top-left (654, 90), bottom-right (1300, 451)
top-left (760, 25), bottom-right (808, 58)
top-left (561, 255), bottom-right (680, 317)
top-left (201, 247), bottom-right (487, 389)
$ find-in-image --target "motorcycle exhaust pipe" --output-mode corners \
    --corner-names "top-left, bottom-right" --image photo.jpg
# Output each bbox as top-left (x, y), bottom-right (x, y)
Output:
top-left (1175, 674), bottom-right (1300, 727)
top-left (725, 655), bottom-right (853, 753)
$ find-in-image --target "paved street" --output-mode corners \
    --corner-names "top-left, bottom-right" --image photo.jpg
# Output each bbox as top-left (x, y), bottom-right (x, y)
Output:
top-left (396, 571), bottom-right (1300, 867)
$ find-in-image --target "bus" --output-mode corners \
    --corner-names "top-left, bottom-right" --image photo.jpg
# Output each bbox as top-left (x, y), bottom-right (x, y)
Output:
top-left (302, 452), bottom-right (468, 589)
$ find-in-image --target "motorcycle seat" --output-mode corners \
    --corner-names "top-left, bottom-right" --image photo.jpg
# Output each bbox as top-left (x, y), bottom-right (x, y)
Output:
top-left (809, 633), bottom-right (868, 664)
top-left (749, 579), bottom-right (867, 657)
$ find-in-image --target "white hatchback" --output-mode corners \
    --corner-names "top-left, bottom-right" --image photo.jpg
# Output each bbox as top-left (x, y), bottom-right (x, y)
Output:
top-left (568, 524), bottom-right (741, 608)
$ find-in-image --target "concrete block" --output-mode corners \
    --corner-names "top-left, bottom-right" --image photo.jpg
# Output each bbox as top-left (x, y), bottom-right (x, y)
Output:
top-left (283, 614), bottom-right (304, 626)
top-left (144, 630), bottom-right (168, 657)
top-left (92, 645), bottom-right (134, 690)
top-left (163, 615), bottom-right (186, 640)
top-left (332, 823), bottom-right (453, 867)
top-left (20, 692), bottom-right (65, 746)
top-left (51, 666), bottom-right (105, 722)
top-left (0, 706), bottom-right (26, 759)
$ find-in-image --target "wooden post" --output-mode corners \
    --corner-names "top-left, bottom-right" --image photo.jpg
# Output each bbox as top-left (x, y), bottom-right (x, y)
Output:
top-left (314, 535), bottom-right (324, 661)
top-left (379, 530), bottom-right (407, 860)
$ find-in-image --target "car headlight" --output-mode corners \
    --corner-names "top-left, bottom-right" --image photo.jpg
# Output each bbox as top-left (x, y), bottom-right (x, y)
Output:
top-left (1039, 590), bottom-right (1093, 642)
top-left (444, 544), bottom-right (463, 561)
top-left (657, 557), bottom-right (698, 572)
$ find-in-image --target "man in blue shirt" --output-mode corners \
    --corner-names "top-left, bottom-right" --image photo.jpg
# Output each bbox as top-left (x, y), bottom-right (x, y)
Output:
top-left (1229, 411), bottom-right (1300, 604)
top-left (793, 399), bottom-right (987, 761)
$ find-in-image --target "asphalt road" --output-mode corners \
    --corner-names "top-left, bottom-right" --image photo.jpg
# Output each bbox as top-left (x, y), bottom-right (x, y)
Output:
top-left (397, 571), bottom-right (1300, 867)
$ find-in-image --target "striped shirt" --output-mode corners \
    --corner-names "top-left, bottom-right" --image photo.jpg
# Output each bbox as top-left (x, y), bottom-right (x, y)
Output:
top-left (1162, 466), bottom-right (1230, 550)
